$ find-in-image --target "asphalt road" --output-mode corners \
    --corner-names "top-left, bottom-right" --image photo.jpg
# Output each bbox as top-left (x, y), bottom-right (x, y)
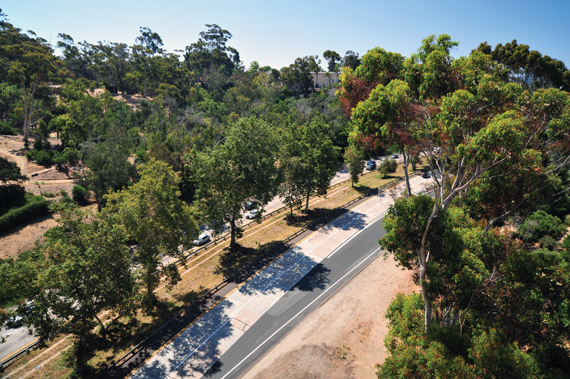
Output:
top-left (201, 208), bottom-right (387, 379)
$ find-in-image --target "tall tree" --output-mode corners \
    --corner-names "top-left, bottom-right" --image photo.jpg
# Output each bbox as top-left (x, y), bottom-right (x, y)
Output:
top-left (131, 26), bottom-right (164, 97)
top-left (1, 22), bottom-right (62, 142)
top-left (343, 144), bottom-right (365, 187)
top-left (323, 50), bottom-right (341, 72)
top-left (24, 203), bottom-right (137, 374)
top-left (280, 117), bottom-right (340, 213)
top-left (341, 50), bottom-right (361, 70)
top-left (105, 159), bottom-right (199, 309)
top-left (193, 117), bottom-right (281, 246)
top-left (184, 24), bottom-right (240, 77)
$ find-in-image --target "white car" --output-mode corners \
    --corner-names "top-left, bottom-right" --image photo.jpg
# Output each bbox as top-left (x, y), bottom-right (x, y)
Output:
top-left (246, 209), bottom-right (260, 219)
top-left (391, 154), bottom-right (399, 159)
top-left (193, 233), bottom-right (211, 246)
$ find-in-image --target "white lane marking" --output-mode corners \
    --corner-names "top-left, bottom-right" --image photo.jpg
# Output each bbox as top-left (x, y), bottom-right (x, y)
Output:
top-left (163, 253), bottom-right (308, 378)
top-left (326, 211), bottom-right (386, 259)
top-left (220, 245), bottom-right (383, 379)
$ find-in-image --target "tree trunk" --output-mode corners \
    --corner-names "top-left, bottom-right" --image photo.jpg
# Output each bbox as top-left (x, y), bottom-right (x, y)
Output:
top-left (402, 149), bottom-right (412, 197)
top-left (419, 262), bottom-right (433, 331)
top-left (230, 219), bottom-right (236, 247)
top-left (304, 188), bottom-right (310, 214)
top-left (94, 314), bottom-right (107, 340)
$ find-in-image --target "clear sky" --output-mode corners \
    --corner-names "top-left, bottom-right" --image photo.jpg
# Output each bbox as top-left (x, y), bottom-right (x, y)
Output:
top-left (2, 0), bottom-right (569, 70)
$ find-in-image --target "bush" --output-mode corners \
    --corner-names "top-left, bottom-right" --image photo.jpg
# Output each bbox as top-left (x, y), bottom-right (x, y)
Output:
top-left (539, 236), bottom-right (559, 251)
top-left (518, 210), bottom-right (566, 243)
top-left (136, 149), bottom-right (147, 162)
top-left (0, 121), bottom-right (17, 135)
top-left (62, 147), bottom-right (80, 165)
top-left (72, 185), bottom-right (87, 202)
top-left (0, 195), bottom-right (50, 233)
top-left (35, 150), bottom-right (53, 166)
top-left (25, 149), bottom-right (37, 161)
top-left (33, 139), bottom-right (44, 151)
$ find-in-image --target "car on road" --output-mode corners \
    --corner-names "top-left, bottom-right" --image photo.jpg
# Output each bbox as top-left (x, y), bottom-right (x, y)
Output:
top-left (391, 154), bottom-right (399, 159)
top-left (246, 209), bottom-right (260, 219)
top-left (366, 160), bottom-right (376, 170)
top-left (193, 233), bottom-right (211, 246)
top-left (245, 200), bottom-right (258, 210)
top-left (5, 315), bottom-right (24, 329)
top-left (422, 172), bottom-right (431, 179)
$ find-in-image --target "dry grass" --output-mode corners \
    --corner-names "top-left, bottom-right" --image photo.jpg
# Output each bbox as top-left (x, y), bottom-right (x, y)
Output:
top-left (3, 168), bottom-right (418, 378)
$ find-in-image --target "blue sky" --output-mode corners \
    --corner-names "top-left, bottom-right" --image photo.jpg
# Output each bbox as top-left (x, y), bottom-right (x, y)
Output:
top-left (2, 0), bottom-right (569, 70)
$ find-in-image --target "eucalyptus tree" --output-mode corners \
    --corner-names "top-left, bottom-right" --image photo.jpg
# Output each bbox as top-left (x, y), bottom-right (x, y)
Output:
top-left (0, 22), bottom-right (62, 142)
top-left (192, 116), bottom-right (281, 247)
top-left (279, 117), bottom-right (340, 213)
top-left (105, 159), bottom-right (199, 310)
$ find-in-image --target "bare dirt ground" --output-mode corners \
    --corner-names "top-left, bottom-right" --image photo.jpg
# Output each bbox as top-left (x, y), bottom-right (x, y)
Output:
top-left (0, 213), bottom-right (58, 260)
top-left (243, 254), bottom-right (418, 379)
top-left (0, 135), bottom-right (77, 259)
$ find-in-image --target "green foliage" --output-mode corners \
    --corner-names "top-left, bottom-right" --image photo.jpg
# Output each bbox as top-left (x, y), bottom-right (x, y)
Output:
top-left (518, 210), bottom-right (566, 243)
top-left (78, 139), bottom-right (137, 207)
top-left (279, 117), bottom-right (340, 213)
top-left (343, 145), bottom-right (365, 187)
top-left (0, 120), bottom-right (17, 135)
top-left (21, 203), bottom-right (138, 372)
top-left (106, 159), bottom-right (199, 309)
top-left (193, 117), bottom-right (281, 245)
top-left (71, 185), bottom-right (87, 202)
top-left (0, 156), bottom-right (27, 183)
top-left (378, 158), bottom-right (397, 178)
top-left (0, 194), bottom-right (49, 233)
top-left (35, 150), bottom-right (53, 166)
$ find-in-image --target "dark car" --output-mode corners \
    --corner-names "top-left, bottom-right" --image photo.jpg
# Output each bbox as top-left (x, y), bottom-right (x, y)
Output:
top-left (245, 200), bottom-right (258, 210)
top-left (422, 172), bottom-right (431, 179)
top-left (366, 160), bottom-right (377, 170)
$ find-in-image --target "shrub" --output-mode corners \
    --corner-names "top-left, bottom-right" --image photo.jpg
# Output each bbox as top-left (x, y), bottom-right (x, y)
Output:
top-left (0, 195), bottom-right (50, 233)
top-left (518, 210), bottom-right (566, 243)
top-left (72, 185), bottom-right (87, 202)
top-left (136, 149), bottom-right (147, 162)
top-left (539, 236), bottom-right (558, 251)
top-left (25, 149), bottom-right (37, 161)
top-left (0, 121), bottom-right (17, 135)
top-left (62, 147), bottom-right (80, 165)
top-left (33, 139), bottom-right (44, 151)
top-left (35, 150), bottom-right (53, 166)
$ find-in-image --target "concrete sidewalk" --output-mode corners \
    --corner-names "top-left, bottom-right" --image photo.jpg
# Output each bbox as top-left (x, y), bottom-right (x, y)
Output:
top-left (129, 176), bottom-right (430, 379)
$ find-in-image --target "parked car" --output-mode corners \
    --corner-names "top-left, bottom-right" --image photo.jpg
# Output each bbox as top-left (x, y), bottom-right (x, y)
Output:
top-left (246, 209), bottom-right (260, 219)
top-left (366, 160), bottom-right (377, 170)
top-left (391, 154), bottom-right (399, 159)
top-left (245, 200), bottom-right (258, 210)
top-left (422, 172), bottom-right (431, 179)
top-left (434, 147), bottom-right (441, 153)
top-left (193, 233), bottom-right (211, 246)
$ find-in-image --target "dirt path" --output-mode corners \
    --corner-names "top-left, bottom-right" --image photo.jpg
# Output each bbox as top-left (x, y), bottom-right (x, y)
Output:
top-left (0, 146), bottom-right (28, 175)
top-left (243, 254), bottom-right (418, 379)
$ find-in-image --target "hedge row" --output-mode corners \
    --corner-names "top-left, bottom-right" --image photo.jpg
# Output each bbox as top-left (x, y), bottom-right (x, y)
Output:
top-left (0, 196), bottom-right (50, 233)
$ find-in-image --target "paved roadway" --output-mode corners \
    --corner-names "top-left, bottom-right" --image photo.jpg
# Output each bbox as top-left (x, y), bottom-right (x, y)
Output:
top-left (200, 208), bottom-right (387, 379)
top-left (199, 156), bottom-right (390, 237)
top-left (0, 324), bottom-right (37, 364)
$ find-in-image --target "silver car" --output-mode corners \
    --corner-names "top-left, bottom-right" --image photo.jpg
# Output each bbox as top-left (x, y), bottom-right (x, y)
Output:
top-left (193, 233), bottom-right (211, 246)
